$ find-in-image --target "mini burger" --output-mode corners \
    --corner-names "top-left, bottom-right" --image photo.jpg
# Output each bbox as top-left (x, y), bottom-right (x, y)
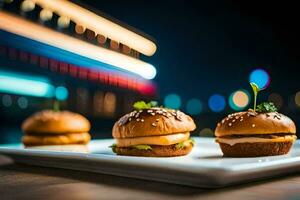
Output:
top-left (21, 110), bottom-right (91, 152)
top-left (111, 101), bottom-right (196, 157)
top-left (215, 102), bottom-right (297, 157)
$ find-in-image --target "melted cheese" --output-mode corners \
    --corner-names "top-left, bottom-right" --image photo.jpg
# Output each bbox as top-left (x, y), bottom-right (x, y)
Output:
top-left (216, 135), bottom-right (297, 146)
top-left (116, 133), bottom-right (190, 147)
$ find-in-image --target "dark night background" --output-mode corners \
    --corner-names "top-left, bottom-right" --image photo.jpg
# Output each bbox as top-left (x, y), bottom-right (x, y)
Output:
top-left (83, 0), bottom-right (300, 105)
top-left (81, 0), bottom-right (300, 130)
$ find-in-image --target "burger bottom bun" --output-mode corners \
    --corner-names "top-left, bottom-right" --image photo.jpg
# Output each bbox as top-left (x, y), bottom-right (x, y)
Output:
top-left (219, 141), bottom-right (294, 157)
top-left (115, 143), bottom-right (193, 157)
top-left (25, 144), bottom-right (89, 153)
top-left (22, 132), bottom-right (91, 146)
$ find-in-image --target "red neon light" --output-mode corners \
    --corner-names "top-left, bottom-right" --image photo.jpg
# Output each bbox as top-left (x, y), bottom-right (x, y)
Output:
top-left (59, 62), bottom-right (68, 74)
top-left (2, 46), bottom-right (156, 95)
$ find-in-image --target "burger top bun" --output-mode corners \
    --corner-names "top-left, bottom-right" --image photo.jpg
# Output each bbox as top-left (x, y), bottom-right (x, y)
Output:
top-left (112, 107), bottom-right (196, 139)
top-left (22, 110), bottom-right (91, 134)
top-left (215, 109), bottom-right (296, 137)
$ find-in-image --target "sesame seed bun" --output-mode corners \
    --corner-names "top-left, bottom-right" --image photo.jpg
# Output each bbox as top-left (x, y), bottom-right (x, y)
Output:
top-left (114, 142), bottom-right (193, 157)
top-left (112, 108), bottom-right (196, 139)
top-left (22, 110), bottom-right (91, 134)
top-left (215, 110), bottom-right (296, 137)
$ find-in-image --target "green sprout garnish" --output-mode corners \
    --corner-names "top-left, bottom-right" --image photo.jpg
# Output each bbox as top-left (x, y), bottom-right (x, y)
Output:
top-left (133, 101), bottom-right (158, 110)
top-left (250, 82), bottom-right (260, 112)
top-left (256, 102), bottom-right (277, 113)
top-left (53, 100), bottom-right (60, 112)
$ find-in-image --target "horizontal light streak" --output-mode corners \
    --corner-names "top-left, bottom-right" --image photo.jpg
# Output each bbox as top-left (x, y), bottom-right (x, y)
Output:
top-left (0, 11), bottom-right (156, 79)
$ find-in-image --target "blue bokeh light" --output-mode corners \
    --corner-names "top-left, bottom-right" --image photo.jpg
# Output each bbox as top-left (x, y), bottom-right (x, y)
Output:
top-left (249, 69), bottom-right (270, 89)
top-left (164, 93), bottom-right (181, 109)
top-left (208, 94), bottom-right (226, 112)
top-left (55, 86), bottom-right (69, 101)
top-left (186, 98), bottom-right (202, 115)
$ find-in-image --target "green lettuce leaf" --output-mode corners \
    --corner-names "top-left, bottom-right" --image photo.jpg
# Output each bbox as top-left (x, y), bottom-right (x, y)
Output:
top-left (133, 101), bottom-right (158, 110)
top-left (175, 138), bottom-right (195, 150)
top-left (132, 144), bottom-right (152, 150)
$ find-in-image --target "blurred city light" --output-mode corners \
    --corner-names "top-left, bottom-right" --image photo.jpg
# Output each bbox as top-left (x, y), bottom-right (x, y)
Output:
top-left (164, 93), bottom-right (181, 109)
top-left (57, 16), bottom-right (70, 28)
top-left (32, 0), bottom-right (157, 56)
top-left (2, 94), bottom-right (12, 107)
top-left (249, 68), bottom-right (270, 89)
top-left (229, 89), bottom-right (250, 111)
top-left (40, 9), bottom-right (53, 22)
top-left (55, 86), bottom-right (69, 101)
top-left (0, 70), bottom-right (55, 97)
top-left (0, 12), bottom-right (157, 80)
top-left (295, 91), bottom-right (300, 108)
top-left (20, 0), bottom-right (35, 12)
top-left (268, 93), bottom-right (284, 110)
top-left (17, 97), bottom-right (28, 109)
top-left (186, 98), bottom-right (202, 115)
top-left (208, 94), bottom-right (226, 112)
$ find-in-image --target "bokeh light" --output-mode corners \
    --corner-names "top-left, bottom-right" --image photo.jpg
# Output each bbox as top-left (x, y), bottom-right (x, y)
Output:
top-left (55, 86), bottom-right (69, 101)
top-left (186, 98), bottom-right (202, 115)
top-left (268, 93), bottom-right (283, 110)
top-left (249, 68), bottom-right (270, 89)
top-left (164, 93), bottom-right (181, 109)
top-left (57, 16), bottom-right (70, 28)
top-left (295, 91), bottom-right (300, 108)
top-left (20, 0), bottom-right (35, 12)
top-left (17, 97), bottom-right (28, 109)
top-left (199, 128), bottom-right (214, 137)
top-left (2, 95), bottom-right (12, 107)
top-left (229, 89), bottom-right (250, 111)
top-left (208, 94), bottom-right (226, 112)
top-left (40, 9), bottom-right (53, 22)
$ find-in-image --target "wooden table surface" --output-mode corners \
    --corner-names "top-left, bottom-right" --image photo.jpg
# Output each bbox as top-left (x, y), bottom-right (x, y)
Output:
top-left (0, 156), bottom-right (300, 200)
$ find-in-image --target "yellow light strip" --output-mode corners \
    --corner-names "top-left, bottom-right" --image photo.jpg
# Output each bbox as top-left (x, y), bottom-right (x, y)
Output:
top-left (32, 0), bottom-right (157, 56)
top-left (0, 11), bottom-right (156, 79)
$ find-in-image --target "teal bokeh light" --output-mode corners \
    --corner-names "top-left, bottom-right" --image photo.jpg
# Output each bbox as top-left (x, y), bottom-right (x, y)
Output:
top-left (55, 86), bottom-right (69, 101)
top-left (164, 93), bottom-right (181, 109)
top-left (186, 98), bottom-right (202, 115)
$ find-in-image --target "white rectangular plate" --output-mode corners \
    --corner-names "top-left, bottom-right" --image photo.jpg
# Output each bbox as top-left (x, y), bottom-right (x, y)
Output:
top-left (0, 138), bottom-right (300, 188)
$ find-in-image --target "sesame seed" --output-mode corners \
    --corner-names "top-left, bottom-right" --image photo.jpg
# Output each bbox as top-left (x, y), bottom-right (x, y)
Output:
top-left (222, 119), bottom-right (225, 124)
top-left (217, 123), bottom-right (221, 127)
top-left (141, 119), bottom-right (144, 122)
top-left (229, 123), bottom-right (232, 126)
top-left (152, 123), bottom-right (156, 126)
top-left (240, 119), bottom-right (243, 121)
top-left (156, 119), bottom-right (159, 122)
top-left (129, 118), bottom-right (132, 121)
top-left (147, 110), bottom-right (153, 113)
top-left (252, 124), bottom-right (255, 128)
top-left (232, 120), bottom-right (236, 122)
top-left (235, 116), bottom-right (239, 119)
top-left (136, 118), bottom-right (140, 121)
top-left (150, 113), bottom-right (155, 116)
